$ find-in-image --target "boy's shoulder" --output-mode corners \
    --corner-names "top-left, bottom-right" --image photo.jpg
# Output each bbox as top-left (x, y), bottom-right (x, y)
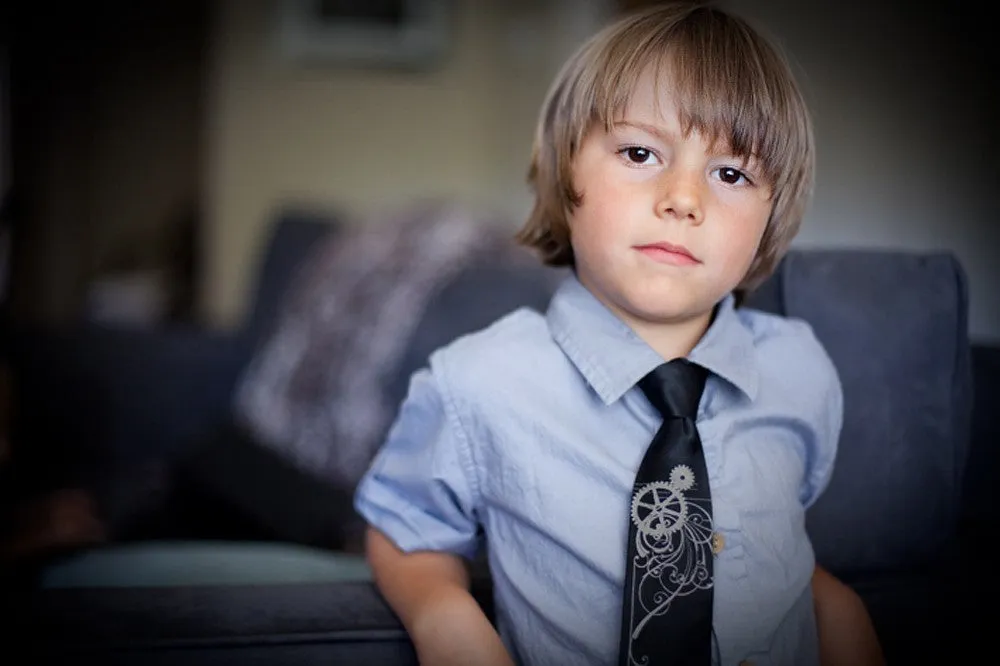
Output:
top-left (738, 305), bottom-right (825, 350)
top-left (426, 305), bottom-right (571, 391)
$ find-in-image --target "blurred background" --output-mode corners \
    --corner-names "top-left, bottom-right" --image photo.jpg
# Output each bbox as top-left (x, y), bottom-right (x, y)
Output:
top-left (0, 5), bottom-right (995, 661)
top-left (0, 0), bottom-right (997, 340)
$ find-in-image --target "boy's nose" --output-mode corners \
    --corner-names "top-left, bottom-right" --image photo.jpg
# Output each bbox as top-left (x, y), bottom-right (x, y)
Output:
top-left (655, 169), bottom-right (705, 225)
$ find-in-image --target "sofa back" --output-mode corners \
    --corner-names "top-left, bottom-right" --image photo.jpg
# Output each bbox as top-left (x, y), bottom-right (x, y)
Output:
top-left (246, 208), bottom-right (344, 339)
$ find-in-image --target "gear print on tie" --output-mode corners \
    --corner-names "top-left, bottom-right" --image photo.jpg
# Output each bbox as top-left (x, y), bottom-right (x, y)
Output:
top-left (625, 464), bottom-right (715, 664)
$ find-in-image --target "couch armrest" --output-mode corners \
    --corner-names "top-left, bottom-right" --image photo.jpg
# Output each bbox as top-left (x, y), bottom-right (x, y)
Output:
top-left (14, 542), bottom-right (495, 666)
top-left (960, 344), bottom-right (1000, 539)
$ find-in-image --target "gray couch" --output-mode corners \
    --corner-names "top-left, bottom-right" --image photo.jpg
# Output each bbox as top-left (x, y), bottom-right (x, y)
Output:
top-left (4, 208), bottom-right (991, 665)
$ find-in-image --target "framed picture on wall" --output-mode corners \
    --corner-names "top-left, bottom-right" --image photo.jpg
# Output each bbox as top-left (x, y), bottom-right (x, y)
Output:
top-left (275, 0), bottom-right (453, 69)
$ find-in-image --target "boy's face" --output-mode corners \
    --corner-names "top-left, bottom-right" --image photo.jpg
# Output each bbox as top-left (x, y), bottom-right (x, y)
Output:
top-left (568, 69), bottom-right (774, 337)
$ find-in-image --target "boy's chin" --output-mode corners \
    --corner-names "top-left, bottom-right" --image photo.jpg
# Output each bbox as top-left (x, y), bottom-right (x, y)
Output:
top-left (620, 286), bottom-right (719, 324)
top-left (621, 297), bottom-right (716, 328)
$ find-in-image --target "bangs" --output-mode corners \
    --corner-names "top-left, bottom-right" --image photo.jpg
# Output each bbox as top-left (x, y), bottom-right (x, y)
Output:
top-left (582, 7), bottom-right (808, 189)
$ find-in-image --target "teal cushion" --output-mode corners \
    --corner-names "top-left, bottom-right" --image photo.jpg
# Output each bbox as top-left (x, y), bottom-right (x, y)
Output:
top-left (40, 541), bottom-right (372, 589)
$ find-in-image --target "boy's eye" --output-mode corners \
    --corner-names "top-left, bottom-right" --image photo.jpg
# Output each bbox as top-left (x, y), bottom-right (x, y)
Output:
top-left (619, 146), bottom-right (658, 165)
top-left (716, 167), bottom-right (751, 186)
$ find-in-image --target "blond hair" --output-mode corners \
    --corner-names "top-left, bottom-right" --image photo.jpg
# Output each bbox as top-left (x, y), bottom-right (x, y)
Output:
top-left (516, 2), bottom-right (815, 292)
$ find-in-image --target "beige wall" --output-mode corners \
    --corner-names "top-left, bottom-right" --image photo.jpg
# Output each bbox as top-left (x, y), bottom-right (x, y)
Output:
top-left (201, 0), bottom-right (611, 328)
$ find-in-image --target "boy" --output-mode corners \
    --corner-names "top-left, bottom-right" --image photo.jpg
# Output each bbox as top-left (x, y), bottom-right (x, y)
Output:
top-left (355, 3), bottom-right (881, 665)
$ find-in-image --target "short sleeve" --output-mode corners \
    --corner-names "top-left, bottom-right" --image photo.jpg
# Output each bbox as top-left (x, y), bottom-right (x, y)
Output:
top-left (353, 367), bottom-right (481, 559)
top-left (798, 331), bottom-right (844, 510)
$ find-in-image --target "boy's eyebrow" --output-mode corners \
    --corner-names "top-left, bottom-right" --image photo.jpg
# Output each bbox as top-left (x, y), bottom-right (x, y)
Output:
top-left (612, 121), bottom-right (677, 143)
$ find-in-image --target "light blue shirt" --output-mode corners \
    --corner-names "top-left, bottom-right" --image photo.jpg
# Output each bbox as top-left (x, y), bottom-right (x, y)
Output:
top-left (355, 275), bottom-right (843, 666)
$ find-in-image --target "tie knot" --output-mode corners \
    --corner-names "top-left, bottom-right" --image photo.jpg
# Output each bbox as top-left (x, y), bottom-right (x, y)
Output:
top-left (638, 358), bottom-right (707, 419)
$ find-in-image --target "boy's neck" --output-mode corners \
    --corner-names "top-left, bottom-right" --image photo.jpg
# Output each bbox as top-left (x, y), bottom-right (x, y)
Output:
top-left (574, 272), bottom-right (718, 361)
top-left (578, 278), bottom-right (716, 360)
top-left (628, 309), bottom-right (714, 362)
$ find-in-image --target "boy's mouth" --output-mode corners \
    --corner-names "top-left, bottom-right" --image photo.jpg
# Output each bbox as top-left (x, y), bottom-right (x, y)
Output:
top-left (634, 242), bottom-right (700, 266)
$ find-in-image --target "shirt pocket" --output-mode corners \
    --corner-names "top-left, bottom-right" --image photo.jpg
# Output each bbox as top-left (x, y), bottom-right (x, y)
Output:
top-left (734, 501), bottom-right (814, 656)
top-left (737, 485), bottom-right (813, 585)
top-left (712, 501), bottom-right (748, 581)
top-left (732, 426), bottom-right (815, 610)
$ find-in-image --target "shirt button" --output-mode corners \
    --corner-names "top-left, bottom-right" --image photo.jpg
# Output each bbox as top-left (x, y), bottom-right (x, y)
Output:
top-left (712, 531), bottom-right (725, 555)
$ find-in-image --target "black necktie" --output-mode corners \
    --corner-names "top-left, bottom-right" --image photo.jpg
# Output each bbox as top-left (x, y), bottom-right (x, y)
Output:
top-left (618, 358), bottom-right (714, 666)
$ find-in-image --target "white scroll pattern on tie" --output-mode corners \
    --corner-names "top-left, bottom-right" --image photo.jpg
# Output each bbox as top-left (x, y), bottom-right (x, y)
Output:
top-left (626, 463), bottom-right (715, 666)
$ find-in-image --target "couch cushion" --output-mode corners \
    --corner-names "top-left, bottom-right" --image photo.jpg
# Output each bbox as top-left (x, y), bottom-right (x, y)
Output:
top-left (39, 541), bottom-right (372, 588)
top-left (777, 250), bottom-right (972, 575)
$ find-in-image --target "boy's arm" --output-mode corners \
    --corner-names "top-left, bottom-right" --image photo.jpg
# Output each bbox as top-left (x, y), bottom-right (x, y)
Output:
top-left (812, 565), bottom-right (885, 666)
top-left (356, 366), bottom-right (512, 665)
top-left (367, 526), bottom-right (513, 666)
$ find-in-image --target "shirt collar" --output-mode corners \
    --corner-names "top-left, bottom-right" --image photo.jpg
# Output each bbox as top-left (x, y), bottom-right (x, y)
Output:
top-left (546, 275), bottom-right (759, 405)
